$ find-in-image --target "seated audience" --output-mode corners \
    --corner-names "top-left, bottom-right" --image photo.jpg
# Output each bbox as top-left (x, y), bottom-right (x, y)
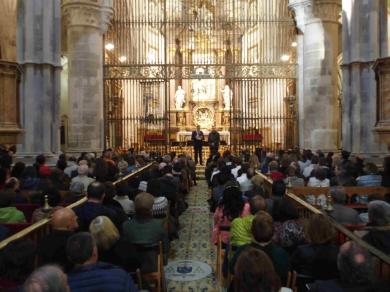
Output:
top-left (329, 187), bottom-right (359, 225)
top-left (212, 185), bottom-right (250, 245)
top-left (233, 248), bottom-right (282, 292)
top-left (330, 162), bottom-right (357, 187)
top-left (284, 165), bottom-right (304, 187)
top-left (291, 214), bottom-right (339, 286)
top-left (10, 162), bottom-right (25, 180)
top-left (114, 181), bottom-right (134, 216)
top-left (359, 200), bottom-right (390, 254)
top-left (211, 168), bottom-right (234, 210)
top-left (356, 162), bottom-right (382, 187)
top-left (66, 232), bottom-right (137, 292)
top-left (63, 181), bottom-right (85, 205)
top-left (272, 198), bottom-right (305, 252)
top-left (381, 156), bottom-right (390, 187)
top-left (64, 156), bottom-right (78, 178)
top-left (305, 167), bottom-right (329, 209)
top-left (230, 195), bottom-right (267, 247)
top-left (71, 164), bottom-right (95, 192)
top-left (89, 216), bottom-right (139, 272)
top-left (122, 192), bottom-right (169, 273)
top-left (303, 155), bottom-right (319, 179)
top-left (74, 182), bottom-right (121, 231)
top-left (1, 177), bottom-right (27, 204)
top-left (266, 180), bottom-right (286, 215)
top-left (35, 154), bottom-right (52, 178)
top-left (269, 161), bottom-right (284, 181)
top-left (230, 211), bottom-right (290, 284)
top-left (0, 239), bottom-right (36, 290)
top-left (0, 192), bottom-right (26, 223)
top-left (309, 241), bottom-right (386, 291)
top-left (236, 163), bottom-right (254, 195)
top-left (307, 167), bottom-right (330, 187)
top-left (231, 157), bottom-right (242, 179)
top-left (20, 166), bottom-right (40, 191)
top-left (23, 265), bottom-right (70, 292)
top-left (37, 208), bottom-right (78, 271)
top-left (158, 165), bottom-right (180, 203)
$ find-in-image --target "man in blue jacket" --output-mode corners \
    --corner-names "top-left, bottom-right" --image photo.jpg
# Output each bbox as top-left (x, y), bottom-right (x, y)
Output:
top-left (66, 232), bottom-right (138, 292)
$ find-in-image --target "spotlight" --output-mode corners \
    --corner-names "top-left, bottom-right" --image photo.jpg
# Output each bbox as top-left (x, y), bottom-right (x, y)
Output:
top-left (281, 54), bottom-right (290, 62)
top-left (119, 56), bottom-right (127, 63)
top-left (105, 43), bottom-right (114, 50)
top-left (291, 42), bottom-right (297, 47)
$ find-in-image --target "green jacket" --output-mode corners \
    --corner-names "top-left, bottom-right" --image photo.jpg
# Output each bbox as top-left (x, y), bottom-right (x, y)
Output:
top-left (0, 207), bottom-right (26, 223)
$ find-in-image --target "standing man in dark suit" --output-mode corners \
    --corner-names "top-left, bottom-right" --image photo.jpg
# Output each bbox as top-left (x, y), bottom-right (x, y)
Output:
top-left (191, 125), bottom-right (204, 165)
top-left (208, 126), bottom-right (220, 155)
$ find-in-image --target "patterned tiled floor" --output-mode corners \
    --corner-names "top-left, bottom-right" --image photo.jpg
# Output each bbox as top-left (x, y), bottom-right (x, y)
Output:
top-left (166, 181), bottom-right (219, 292)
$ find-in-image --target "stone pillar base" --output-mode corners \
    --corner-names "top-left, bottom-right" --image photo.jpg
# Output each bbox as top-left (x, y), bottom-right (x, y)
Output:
top-left (309, 129), bottom-right (338, 151)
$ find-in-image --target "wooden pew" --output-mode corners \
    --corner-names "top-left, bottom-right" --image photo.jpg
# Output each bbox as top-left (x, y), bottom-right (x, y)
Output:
top-left (257, 172), bottom-right (390, 282)
top-left (0, 162), bottom-right (155, 250)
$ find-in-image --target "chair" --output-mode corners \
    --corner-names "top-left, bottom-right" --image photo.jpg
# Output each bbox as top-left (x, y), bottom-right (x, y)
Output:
top-left (215, 232), bottom-right (230, 285)
top-left (134, 241), bottom-right (165, 292)
top-left (286, 270), bottom-right (297, 291)
top-left (215, 235), bottom-right (223, 283)
top-left (14, 204), bottom-right (40, 222)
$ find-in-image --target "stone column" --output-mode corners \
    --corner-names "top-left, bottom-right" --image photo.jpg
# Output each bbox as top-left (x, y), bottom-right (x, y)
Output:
top-left (17, 0), bottom-right (61, 158)
top-left (289, 0), bottom-right (341, 151)
top-left (62, 0), bottom-right (113, 154)
top-left (342, 0), bottom-right (388, 157)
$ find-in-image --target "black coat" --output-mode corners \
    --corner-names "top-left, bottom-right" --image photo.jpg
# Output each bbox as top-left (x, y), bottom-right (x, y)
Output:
top-left (191, 130), bottom-right (204, 148)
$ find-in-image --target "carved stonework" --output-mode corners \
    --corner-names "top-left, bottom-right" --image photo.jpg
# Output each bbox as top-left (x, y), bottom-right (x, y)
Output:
top-left (104, 64), bottom-right (297, 80)
top-left (192, 105), bottom-right (215, 129)
top-left (374, 57), bottom-right (390, 145)
top-left (313, 0), bottom-right (341, 22)
top-left (62, 0), bottom-right (113, 32)
top-left (0, 61), bottom-right (23, 144)
top-left (289, 0), bottom-right (341, 29)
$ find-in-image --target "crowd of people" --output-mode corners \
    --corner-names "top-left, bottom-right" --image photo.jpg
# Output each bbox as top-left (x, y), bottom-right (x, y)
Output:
top-left (0, 147), bottom-right (196, 291)
top-left (204, 148), bottom-right (390, 291)
top-left (0, 146), bottom-right (389, 291)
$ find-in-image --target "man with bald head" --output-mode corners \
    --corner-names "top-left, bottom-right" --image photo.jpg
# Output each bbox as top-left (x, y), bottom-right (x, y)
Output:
top-left (37, 207), bottom-right (78, 271)
top-left (309, 241), bottom-right (386, 291)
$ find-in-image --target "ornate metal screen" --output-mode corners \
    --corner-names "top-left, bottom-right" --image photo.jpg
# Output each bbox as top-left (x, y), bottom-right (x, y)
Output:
top-left (104, 0), bottom-right (297, 154)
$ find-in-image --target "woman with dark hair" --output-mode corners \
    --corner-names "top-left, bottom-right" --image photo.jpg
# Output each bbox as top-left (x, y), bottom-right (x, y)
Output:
top-left (10, 162), bottom-right (25, 179)
top-left (20, 166), bottom-right (40, 191)
top-left (272, 199), bottom-right (305, 252)
top-left (56, 154), bottom-right (68, 171)
top-left (93, 158), bottom-right (108, 183)
top-left (307, 167), bottom-right (329, 209)
top-left (233, 248), bottom-right (281, 292)
top-left (381, 156), bottom-right (390, 187)
top-left (212, 185), bottom-right (250, 245)
top-left (291, 214), bottom-right (339, 289)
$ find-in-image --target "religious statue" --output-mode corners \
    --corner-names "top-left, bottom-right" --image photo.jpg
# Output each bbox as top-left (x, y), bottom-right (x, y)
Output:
top-left (192, 79), bottom-right (209, 100)
top-left (221, 85), bottom-right (232, 109)
top-left (174, 86), bottom-right (185, 109)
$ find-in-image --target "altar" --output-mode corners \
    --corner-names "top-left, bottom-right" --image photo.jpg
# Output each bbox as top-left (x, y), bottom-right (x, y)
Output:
top-left (176, 130), bottom-right (230, 144)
